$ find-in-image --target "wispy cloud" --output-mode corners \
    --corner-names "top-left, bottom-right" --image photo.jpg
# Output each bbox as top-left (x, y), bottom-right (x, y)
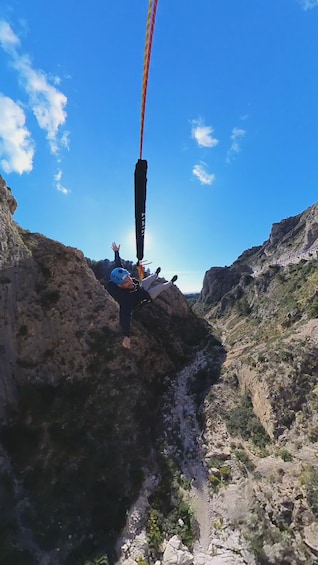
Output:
top-left (299, 0), bottom-right (318, 10)
top-left (226, 127), bottom-right (246, 164)
top-left (0, 19), bottom-right (70, 192)
top-left (0, 20), bottom-right (20, 47)
top-left (191, 119), bottom-right (219, 148)
top-left (54, 169), bottom-right (70, 195)
top-left (192, 162), bottom-right (215, 185)
top-left (0, 21), bottom-right (68, 154)
top-left (0, 93), bottom-right (35, 174)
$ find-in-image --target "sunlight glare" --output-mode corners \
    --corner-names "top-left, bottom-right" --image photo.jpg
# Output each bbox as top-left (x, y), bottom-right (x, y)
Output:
top-left (125, 228), bottom-right (154, 261)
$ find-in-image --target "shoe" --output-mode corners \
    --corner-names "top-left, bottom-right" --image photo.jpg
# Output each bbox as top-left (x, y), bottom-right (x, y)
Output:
top-left (136, 297), bottom-right (152, 310)
top-left (171, 275), bottom-right (178, 283)
top-left (155, 267), bottom-right (161, 276)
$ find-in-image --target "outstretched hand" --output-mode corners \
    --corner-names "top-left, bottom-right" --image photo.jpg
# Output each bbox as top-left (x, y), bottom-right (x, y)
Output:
top-left (122, 336), bottom-right (131, 349)
top-left (112, 242), bottom-right (120, 252)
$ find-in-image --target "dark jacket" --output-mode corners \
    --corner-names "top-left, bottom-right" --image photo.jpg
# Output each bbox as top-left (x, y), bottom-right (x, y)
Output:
top-left (107, 251), bottom-right (150, 337)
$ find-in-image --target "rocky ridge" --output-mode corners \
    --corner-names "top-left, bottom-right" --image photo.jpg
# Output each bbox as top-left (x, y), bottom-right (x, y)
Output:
top-left (200, 202), bottom-right (318, 307)
top-left (2, 173), bottom-right (318, 565)
top-left (194, 201), bottom-right (318, 564)
top-left (0, 175), bottom-right (211, 564)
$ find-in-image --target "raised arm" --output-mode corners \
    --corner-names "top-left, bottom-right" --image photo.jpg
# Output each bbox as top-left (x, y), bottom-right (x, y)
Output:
top-left (111, 241), bottom-right (123, 267)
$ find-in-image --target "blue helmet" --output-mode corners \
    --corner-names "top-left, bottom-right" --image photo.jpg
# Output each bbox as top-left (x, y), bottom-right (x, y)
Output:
top-left (110, 267), bottom-right (130, 285)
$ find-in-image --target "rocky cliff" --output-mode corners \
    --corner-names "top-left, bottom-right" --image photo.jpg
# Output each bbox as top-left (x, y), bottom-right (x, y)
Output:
top-left (200, 202), bottom-right (318, 307)
top-left (0, 175), bottom-right (212, 564)
top-left (193, 201), bottom-right (318, 564)
top-left (2, 173), bottom-right (318, 565)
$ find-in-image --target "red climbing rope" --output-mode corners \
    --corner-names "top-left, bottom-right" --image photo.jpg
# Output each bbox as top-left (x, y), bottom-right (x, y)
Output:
top-left (139, 0), bottom-right (159, 160)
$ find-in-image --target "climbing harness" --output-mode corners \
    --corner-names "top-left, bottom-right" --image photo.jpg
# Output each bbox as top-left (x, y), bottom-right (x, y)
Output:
top-left (135, 0), bottom-right (159, 279)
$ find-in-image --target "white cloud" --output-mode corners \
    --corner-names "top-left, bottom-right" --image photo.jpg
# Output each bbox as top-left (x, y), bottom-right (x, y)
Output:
top-left (60, 130), bottom-right (70, 150)
top-left (54, 169), bottom-right (70, 194)
top-left (192, 162), bottom-right (215, 185)
top-left (191, 119), bottom-right (219, 148)
top-left (299, 0), bottom-right (318, 10)
top-left (0, 20), bottom-right (20, 48)
top-left (226, 127), bottom-right (246, 163)
top-left (0, 93), bottom-right (34, 174)
top-left (9, 52), bottom-right (67, 154)
top-left (0, 20), bottom-right (70, 191)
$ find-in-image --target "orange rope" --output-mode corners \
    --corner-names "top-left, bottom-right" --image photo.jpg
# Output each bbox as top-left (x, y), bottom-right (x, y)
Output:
top-left (137, 262), bottom-right (146, 280)
top-left (139, 0), bottom-right (159, 159)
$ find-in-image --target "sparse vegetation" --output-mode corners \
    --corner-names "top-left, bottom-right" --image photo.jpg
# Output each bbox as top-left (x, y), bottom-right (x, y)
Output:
top-left (307, 298), bottom-right (318, 319)
top-left (279, 350), bottom-right (293, 363)
top-left (84, 557), bottom-right (109, 565)
top-left (299, 464), bottom-right (318, 519)
top-left (40, 289), bottom-right (60, 308)
top-left (146, 455), bottom-right (199, 556)
top-left (225, 394), bottom-right (271, 448)
top-left (276, 448), bottom-right (293, 462)
top-left (17, 324), bottom-right (28, 336)
top-left (235, 296), bottom-right (251, 316)
top-left (208, 463), bottom-right (232, 492)
top-left (233, 448), bottom-right (255, 471)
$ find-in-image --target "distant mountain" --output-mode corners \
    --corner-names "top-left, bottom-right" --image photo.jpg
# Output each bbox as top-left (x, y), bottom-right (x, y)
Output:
top-left (200, 201), bottom-right (318, 307)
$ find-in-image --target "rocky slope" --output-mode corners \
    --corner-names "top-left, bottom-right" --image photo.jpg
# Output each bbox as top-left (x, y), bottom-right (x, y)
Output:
top-left (193, 201), bottom-right (318, 564)
top-left (86, 205), bottom-right (318, 565)
top-left (0, 175), bottom-right (211, 564)
top-left (2, 172), bottom-right (318, 565)
top-left (200, 202), bottom-right (318, 307)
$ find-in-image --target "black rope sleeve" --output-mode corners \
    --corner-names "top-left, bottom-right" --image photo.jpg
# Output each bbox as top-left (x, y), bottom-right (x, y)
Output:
top-left (134, 159), bottom-right (147, 262)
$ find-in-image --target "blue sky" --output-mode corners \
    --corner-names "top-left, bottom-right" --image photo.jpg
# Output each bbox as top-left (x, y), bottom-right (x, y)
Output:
top-left (0, 0), bottom-right (318, 293)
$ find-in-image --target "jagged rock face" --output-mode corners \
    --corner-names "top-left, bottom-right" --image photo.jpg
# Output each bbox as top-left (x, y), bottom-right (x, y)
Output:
top-left (0, 175), bottom-right (17, 215)
top-left (0, 176), bottom-right (31, 418)
top-left (0, 175), bottom-right (210, 564)
top-left (200, 201), bottom-right (318, 307)
top-left (199, 202), bottom-right (318, 440)
top-left (269, 215), bottom-right (301, 246)
top-left (0, 176), bottom-right (25, 269)
top-left (195, 202), bottom-right (318, 564)
top-left (199, 264), bottom-right (252, 306)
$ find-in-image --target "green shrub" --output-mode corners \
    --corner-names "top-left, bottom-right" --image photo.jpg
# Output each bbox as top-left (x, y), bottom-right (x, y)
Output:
top-left (219, 465), bottom-right (232, 480)
top-left (300, 465), bottom-right (318, 519)
top-left (146, 456), bottom-right (198, 555)
top-left (147, 509), bottom-right (163, 551)
top-left (208, 464), bottom-right (232, 493)
top-left (178, 475), bottom-right (192, 490)
top-left (209, 473), bottom-right (221, 492)
top-left (225, 394), bottom-right (270, 448)
top-left (236, 297), bottom-right (251, 316)
top-left (40, 290), bottom-right (60, 308)
top-left (279, 350), bottom-right (293, 363)
top-left (234, 449), bottom-right (255, 471)
top-left (276, 449), bottom-right (293, 462)
top-left (307, 300), bottom-right (318, 319)
top-left (308, 426), bottom-right (318, 442)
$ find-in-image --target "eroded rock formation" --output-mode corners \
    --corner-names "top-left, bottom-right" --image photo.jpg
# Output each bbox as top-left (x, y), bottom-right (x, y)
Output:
top-left (0, 175), bottom-right (210, 564)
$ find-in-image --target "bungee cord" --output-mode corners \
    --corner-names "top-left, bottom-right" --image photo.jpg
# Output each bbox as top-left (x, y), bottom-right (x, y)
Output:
top-left (135, 0), bottom-right (159, 279)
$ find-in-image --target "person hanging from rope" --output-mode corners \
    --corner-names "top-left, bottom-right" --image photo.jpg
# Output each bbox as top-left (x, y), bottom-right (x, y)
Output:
top-left (107, 242), bottom-right (178, 349)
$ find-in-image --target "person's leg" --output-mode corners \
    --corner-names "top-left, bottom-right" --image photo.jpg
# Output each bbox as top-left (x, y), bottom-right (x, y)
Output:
top-left (147, 281), bottom-right (172, 300)
top-left (141, 273), bottom-right (157, 291)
